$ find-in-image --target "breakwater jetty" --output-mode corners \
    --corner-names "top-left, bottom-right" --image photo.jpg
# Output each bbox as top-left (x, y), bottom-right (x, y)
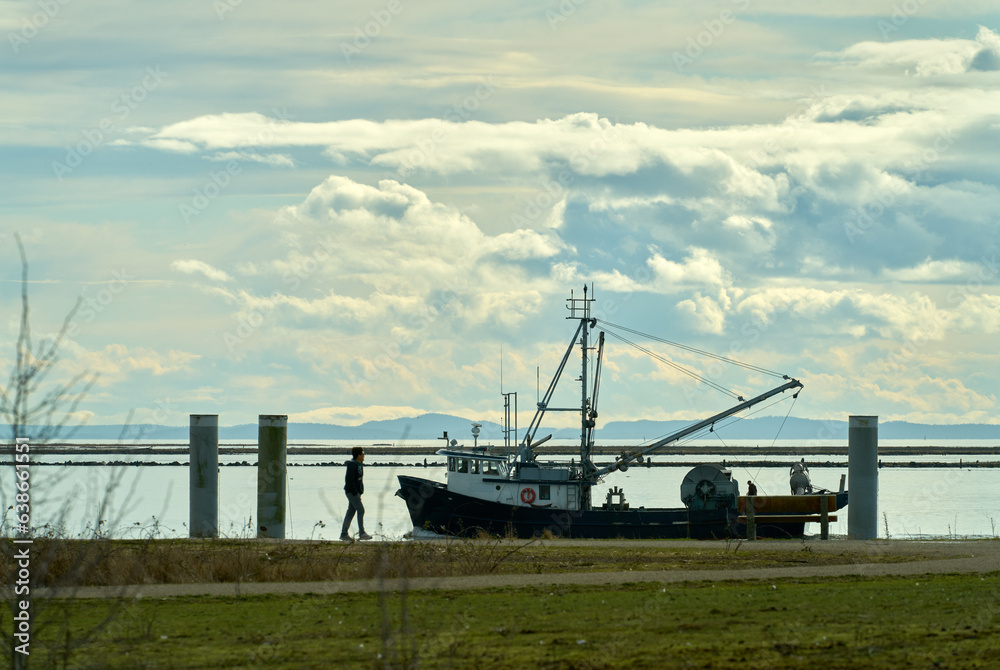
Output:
top-left (10, 443), bottom-right (1000, 456)
top-left (5, 443), bottom-right (999, 468)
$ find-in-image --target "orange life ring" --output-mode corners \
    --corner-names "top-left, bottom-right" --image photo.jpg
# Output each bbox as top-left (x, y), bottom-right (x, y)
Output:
top-left (520, 488), bottom-right (536, 504)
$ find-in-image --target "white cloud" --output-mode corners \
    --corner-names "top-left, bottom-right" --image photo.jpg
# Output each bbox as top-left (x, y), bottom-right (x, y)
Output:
top-left (172, 259), bottom-right (233, 283)
top-left (170, 176), bottom-right (575, 350)
top-left (952, 294), bottom-right (1000, 333)
top-left (208, 151), bottom-right (295, 167)
top-left (9, 13), bottom-right (1000, 427)
top-left (647, 248), bottom-right (730, 290)
top-left (732, 286), bottom-right (955, 341)
top-left (881, 258), bottom-right (981, 282)
top-left (817, 27), bottom-right (1000, 76)
top-left (68, 343), bottom-right (200, 380)
top-left (289, 405), bottom-right (427, 426)
top-left (274, 176), bottom-right (567, 296)
top-left (677, 291), bottom-right (729, 334)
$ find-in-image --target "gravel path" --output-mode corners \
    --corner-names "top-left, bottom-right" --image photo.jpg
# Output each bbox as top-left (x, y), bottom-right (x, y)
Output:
top-left (37, 539), bottom-right (1000, 601)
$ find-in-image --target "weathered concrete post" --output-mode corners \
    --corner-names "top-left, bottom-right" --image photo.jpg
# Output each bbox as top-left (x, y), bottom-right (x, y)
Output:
top-left (848, 415), bottom-right (878, 540)
top-left (257, 414), bottom-right (287, 539)
top-left (189, 414), bottom-right (219, 538)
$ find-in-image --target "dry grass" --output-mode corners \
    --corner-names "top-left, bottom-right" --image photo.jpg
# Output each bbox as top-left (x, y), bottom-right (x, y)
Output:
top-left (2, 532), bottom-right (933, 588)
top-left (2, 534), bottom-right (530, 587)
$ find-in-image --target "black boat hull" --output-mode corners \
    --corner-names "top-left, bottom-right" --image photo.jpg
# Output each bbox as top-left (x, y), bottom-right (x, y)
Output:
top-left (396, 475), bottom-right (815, 540)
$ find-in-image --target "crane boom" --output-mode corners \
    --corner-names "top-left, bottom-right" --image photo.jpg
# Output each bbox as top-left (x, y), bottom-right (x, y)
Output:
top-left (594, 377), bottom-right (803, 477)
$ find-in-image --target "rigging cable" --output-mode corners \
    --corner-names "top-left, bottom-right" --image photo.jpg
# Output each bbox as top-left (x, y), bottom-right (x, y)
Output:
top-left (633, 392), bottom-right (797, 452)
top-left (769, 392), bottom-right (798, 450)
top-left (598, 320), bottom-right (787, 378)
top-left (751, 390), bottom-right (800, 488)
top-left (702, 393), bottom-right (798, 493)
top-left (602, 329), bottom-right (740, 400)
top-left (710, 428), bottom-right (766, 495)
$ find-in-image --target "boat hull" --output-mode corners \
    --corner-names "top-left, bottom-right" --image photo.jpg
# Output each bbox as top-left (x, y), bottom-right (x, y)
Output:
top-left (397, 475), bottom-right (815, 540)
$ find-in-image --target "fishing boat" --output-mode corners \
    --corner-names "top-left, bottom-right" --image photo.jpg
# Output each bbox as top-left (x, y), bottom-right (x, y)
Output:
top-left (396, 287), bottom-right (847, 539)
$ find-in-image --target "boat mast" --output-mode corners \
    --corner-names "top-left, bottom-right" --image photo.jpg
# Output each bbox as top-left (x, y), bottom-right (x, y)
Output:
top-left (586, 331), bottom-right (605, 451)
top-left (516, 288), bottom-right (600, 476)
top-left (579, 286), bottom-right (589, 467)
top-left (566, 285), bottom-right (599, 477)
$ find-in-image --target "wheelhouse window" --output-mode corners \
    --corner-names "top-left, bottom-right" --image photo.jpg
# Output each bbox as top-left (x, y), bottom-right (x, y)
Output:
top-left (483, 461), bottom-right (499, 475)
top-left (539, 485), bottom-right (551, 501)
top-left (448, 457), bottom-right (456, 472)
top-left (470, 460), bottom-right (480, 475)
top-left (457, 458), bottom-right (468, 473)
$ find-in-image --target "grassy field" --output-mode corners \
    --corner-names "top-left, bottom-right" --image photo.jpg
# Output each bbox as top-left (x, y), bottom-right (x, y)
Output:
top-left (19, 572), bottom-right (1000, 669)
top-left (5, 536), bottom-right (932, 586)
top-left (4, 538), bottom-right (996, 668)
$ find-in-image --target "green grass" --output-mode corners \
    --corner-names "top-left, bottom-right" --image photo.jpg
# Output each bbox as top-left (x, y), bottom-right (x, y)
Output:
top-left (21, 572), bottom-right (1000, 669)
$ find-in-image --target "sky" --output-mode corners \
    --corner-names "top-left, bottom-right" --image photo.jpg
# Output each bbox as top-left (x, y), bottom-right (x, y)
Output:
top-left (2, 1), bottom-right (999, 433)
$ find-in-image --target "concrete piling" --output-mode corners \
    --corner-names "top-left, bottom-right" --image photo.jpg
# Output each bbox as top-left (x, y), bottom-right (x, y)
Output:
top-left (189, 414), bottom-right (219, 538)
top-left (257, 414), bottom-right (287, 539)
top-left (848, 415), bottom-right (878, 540)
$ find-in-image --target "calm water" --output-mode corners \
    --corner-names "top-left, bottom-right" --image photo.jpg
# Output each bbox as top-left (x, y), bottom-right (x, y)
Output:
top-left (3, 440), bottom-right (998, 540)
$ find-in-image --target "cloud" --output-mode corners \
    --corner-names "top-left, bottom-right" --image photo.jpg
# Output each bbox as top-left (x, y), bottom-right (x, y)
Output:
top-left (67, 343), bottom-right (200, 380)
top-left (168, 175), bottom-right (578, 383)
top-left (172, 259), bottom-right (233, 283)
top-left (647, 248), bottom-right (730, 290)
top-left (123, 64), bottom-right (1000, 286)
top-left (289, 405), bottom-right (431, 427)
top-left (10, 14), bottom-right (1000, 427)
top-left (817, 27), bottom-right (1000, 76)
top-left (880, 258), bottom-right (982, 282)
top-left (208, 151), bottom-right (295, 167)
top-left (273, 176), bottom-right (568, 299)
top-left (677, 291), bottom-right (729, 334)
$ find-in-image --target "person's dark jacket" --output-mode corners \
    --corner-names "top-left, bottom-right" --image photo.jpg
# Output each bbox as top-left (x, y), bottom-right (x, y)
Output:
top-left (344, 458), bottom-right (364, 495)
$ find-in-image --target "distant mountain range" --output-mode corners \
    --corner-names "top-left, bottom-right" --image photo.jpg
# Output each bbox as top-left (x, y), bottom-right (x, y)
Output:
top-left (8, 413), bottom-right (1000, 441)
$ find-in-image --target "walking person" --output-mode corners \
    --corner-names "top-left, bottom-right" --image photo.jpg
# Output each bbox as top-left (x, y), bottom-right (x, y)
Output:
top-left (341, 447), bottom-right (372, 541)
